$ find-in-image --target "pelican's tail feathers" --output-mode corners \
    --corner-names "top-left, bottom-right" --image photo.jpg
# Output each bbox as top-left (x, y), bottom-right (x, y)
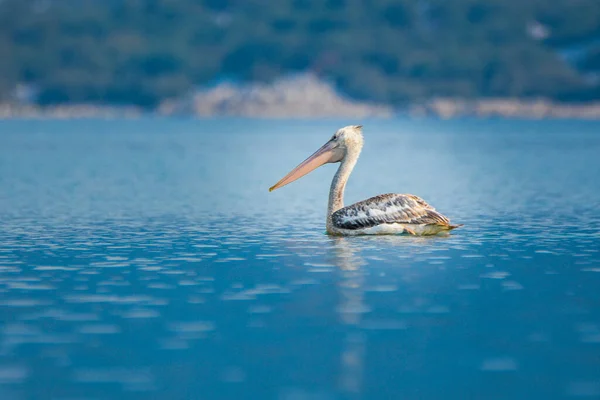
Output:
top-left (446, 224), bottom-right (463, 230)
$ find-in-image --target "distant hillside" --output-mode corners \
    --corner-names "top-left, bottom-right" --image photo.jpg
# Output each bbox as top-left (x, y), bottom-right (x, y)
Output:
top-left (1, 0), bottom-right (599, 109)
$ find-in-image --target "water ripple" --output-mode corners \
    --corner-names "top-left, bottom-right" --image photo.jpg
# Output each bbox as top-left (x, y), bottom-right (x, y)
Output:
top-left (1, 120), bottom-right (599, 399)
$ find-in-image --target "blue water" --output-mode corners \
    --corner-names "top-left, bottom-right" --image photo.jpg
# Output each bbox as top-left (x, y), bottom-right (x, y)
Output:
top-left (0, 118), bottom-right (599, 400)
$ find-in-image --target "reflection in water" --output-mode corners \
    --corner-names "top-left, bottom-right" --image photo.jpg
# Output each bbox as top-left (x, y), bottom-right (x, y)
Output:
top-left (330, 238), bottom-right (367, 397)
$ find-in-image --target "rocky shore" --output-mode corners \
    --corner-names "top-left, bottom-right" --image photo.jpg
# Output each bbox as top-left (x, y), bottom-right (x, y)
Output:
top-left (2, 74), bottom-right (600, 120)
top-left (0, 103), bottom-right (143, 119)
top-left (414, 98), bottom-right (600, 119)
top-left (157, 74), bottom-right (393, 118)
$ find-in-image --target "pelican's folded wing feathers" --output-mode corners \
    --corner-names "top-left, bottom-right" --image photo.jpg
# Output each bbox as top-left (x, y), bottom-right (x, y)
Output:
top-left (331, 193), bottom-right (451, 230)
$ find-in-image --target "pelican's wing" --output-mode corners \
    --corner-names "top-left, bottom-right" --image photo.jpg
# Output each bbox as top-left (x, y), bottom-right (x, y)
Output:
top-left (331, 193), bottom-right (451, 230)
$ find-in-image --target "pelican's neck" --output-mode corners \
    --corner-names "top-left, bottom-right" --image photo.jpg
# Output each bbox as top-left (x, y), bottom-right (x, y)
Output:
top-left (327, 150), bottom-right (360, 219)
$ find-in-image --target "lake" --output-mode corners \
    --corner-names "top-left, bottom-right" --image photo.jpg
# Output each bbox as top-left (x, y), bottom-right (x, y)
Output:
top-left (0, 118), bottom-right (599, 400)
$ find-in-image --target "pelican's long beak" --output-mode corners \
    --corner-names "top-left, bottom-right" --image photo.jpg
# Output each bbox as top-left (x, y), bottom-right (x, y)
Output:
top-left (269, 140), bottom-right (342, 192)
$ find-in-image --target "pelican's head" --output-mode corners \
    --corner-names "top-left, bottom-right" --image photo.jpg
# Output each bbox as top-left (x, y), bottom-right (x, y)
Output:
top-left (269, 125), bottom-right (363, 192)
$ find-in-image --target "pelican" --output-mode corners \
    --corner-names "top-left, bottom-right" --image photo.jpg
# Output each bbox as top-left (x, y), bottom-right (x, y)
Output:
top-left (269, 125), bottom-right (461, 236)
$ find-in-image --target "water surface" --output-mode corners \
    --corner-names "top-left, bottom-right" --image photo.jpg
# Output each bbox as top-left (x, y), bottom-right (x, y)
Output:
top-left (0, 118), bottom-right (599, 399)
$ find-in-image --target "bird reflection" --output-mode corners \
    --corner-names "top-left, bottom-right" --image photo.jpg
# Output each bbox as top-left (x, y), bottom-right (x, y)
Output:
top-left (278, 231), bottom-right (452, 397)
top-left (327, 237), bottom-right (368, 397)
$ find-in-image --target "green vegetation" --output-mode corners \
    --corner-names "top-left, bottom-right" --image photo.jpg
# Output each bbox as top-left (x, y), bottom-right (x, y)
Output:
top-left (1, 0), bottom-right (599, 108)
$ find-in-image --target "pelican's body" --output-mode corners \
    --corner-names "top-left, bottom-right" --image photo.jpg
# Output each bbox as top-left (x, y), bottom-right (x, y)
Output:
top-left (269, 125), bottom-right (461, 236)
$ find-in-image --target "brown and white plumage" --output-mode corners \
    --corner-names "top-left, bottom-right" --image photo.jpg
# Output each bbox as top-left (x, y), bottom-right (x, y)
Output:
top-left (269, 125), bottom-right (461, 236)
top-left (331, 193), bottom-right (460, 235)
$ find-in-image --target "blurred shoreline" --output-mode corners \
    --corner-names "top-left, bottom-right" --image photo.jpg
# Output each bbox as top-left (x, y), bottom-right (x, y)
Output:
top-left (3, 74), bottom-right (600, 120)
